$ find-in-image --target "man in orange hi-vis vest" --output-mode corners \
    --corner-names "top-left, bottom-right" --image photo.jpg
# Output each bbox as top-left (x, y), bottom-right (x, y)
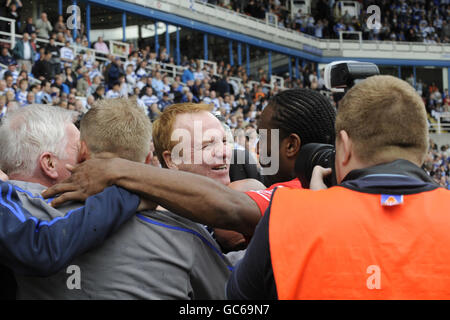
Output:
top-left (227, 75), bottom-right (450, 300)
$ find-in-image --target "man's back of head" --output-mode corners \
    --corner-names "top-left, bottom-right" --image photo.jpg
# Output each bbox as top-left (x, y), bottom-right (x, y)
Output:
top-left (336, 75), bottom-right (428, 167)
top-left (79, 98), bottom-right (152, 164)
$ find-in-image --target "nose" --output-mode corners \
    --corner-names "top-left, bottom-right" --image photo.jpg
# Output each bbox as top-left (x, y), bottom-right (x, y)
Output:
top-left (212, 140), bottom-right (231, 164)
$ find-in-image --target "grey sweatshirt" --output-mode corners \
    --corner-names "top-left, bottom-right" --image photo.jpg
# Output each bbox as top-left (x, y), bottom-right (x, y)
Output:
top-left (11, 180), bottom-right (232, 300)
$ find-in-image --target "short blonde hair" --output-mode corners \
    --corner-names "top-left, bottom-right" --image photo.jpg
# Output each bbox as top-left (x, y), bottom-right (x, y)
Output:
top-left (336, 75), bottom-right (428, 165)
top-left (152, 103), bottom-right (213, 167)
top-left (80, 98), bottom-right (152, 163)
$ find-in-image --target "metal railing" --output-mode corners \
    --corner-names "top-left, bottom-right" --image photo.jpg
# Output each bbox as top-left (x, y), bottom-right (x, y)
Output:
top-left (433, 112), bottom-right (450, 134)
top-left (133, 0), bottom-right (450, 57)
top-left (322, 35), bottom-right (450, 54)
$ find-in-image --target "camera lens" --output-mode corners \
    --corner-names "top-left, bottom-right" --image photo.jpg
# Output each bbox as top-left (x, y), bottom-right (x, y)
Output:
top-left (295, 143), bottom-right (336, 189)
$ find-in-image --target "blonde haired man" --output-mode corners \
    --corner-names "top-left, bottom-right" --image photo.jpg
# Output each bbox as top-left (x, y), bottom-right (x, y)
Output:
top-left (228, 75), bottom-right (450, 299)
top-left (10, 100), bottom-right (232, 299)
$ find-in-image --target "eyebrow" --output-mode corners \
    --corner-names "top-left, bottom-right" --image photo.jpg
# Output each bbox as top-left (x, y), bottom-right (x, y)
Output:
top-left (201, 137), bottom-right (215, 146)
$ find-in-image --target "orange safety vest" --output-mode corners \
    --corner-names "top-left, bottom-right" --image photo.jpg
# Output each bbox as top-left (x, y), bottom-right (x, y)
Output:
top-left (269, 186), bottom-right (450, 300)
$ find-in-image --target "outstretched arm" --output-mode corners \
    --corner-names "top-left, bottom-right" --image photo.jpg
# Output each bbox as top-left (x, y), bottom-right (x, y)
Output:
top-left (42, 158), bottom-right (262, 237)
top-left (0, 181), bottom-right (140, 276)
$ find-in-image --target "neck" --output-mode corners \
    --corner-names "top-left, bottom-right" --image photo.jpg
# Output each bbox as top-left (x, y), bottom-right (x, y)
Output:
top-left (91, 151), bottom-right (119, 160)
top-left (8, 173), bottom-right (53, 188)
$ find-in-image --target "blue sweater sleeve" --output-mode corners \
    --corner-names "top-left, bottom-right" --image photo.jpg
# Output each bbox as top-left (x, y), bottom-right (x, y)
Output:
top-left (0, 181), bottom-right (140, 276)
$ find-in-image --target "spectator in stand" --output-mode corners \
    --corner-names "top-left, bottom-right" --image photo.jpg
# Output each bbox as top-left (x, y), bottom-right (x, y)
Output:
top-left (3, 74), bottom-right (15, 93)
top-left (60, 41), bottom-right (74, 68)
top-left (158, 92), bottom-right (173, 112)
top-left (0, 47), bottom-right (16, 66)
top-left (107, 57), bottom-right (123, 89)
top-left (215, 75), bottom-right (231, 97)
top-left (32, 49), bottom-right (52, 81)
top-left (63, 29), bottom-right (73, 44)
top-left (138, 85), bottom-right (159, 118)
top-left (77, 70), bottom-right (91, 97)
top-left (424, 141), bottom-right (450, 189)
top-left (6, 2), bottom-right (21, 33)
top-left (152, 71), bottom-right (164, 98)
top-left (194, 66), bottom-right (205, 81)
top-left (94, 36), bottom-right (110, 56)
top-left (87, 75), bottom-right (102, 97)
top-left (161, 75), bottom-right (171, 95)
top-left (124, 64), bottom-right (137, 92)
top-left (45, 37), bottom-right (61, 77)
top-left (35, 80), bottom-right (52, 104)
top-left (12, 32), bottom-right (35, 72)
top-left (135, 60), bottom-right (148, 79)
top-left (182, 64), bottom-right (195, 83)
top-left (83, 50), bottom-right (96, 70)
top-left (14, 78), bottom-right (28, 106)
top-left (105, 82), bottom-right (122, 99)
top-left (23, 17), bottom-right (36, 35)
top-left (118, 75), bottom-right (128, 98)
top-left (54, 15), bottom-right (67, 34)
top-left (63, 66), bottom-right (77, 91)
top-left (92, 85), bottom-right (105, 100)
top-left (29, 32), bottom-right (38, 53)
top-left (35, 12), bottom-right (53, 39)
top-left (209, 90), bottom-right (220, 109)
top-left (24, 91), bottom-right (34, 106)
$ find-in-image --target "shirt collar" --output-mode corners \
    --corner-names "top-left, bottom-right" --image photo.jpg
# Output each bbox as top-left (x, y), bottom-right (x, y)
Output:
top-left (340, 159), bottom-right (439, 195)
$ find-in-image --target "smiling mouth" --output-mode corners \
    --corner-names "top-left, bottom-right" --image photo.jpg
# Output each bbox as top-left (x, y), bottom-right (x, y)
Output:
top-left (211, 165), bottom-right (228, 171)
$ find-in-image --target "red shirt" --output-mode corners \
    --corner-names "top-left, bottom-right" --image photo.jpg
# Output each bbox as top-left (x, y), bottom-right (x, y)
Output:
top-left (245, 178), bottom-right (303, 215)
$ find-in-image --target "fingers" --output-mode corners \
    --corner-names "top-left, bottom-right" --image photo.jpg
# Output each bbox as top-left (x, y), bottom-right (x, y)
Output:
top-left (41, 183), bottom-right (78, 199)
top-left (65, 163), bottom-right (76, 172)
top-left (310, 165), bottom-right (332, 191)
top-left (50, 191), bottom-right (86, 208)
top-left (313, 165), bottom-right (332, 178)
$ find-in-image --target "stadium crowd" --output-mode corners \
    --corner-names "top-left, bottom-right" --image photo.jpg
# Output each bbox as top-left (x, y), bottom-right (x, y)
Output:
top-left (208, 0), bottom-right (450, 43)
top-left (0, 7), bottom-right (449, 178)
top-left (0, 4), bottom-right (448, 153)
top-left (424, 140), bottom-right (450, 189)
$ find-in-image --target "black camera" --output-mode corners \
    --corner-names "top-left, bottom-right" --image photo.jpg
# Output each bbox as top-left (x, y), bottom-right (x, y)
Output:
top-left (296, 61), bottom-right (380, 188)
top-left (296, 143), bottom-right (336, 189)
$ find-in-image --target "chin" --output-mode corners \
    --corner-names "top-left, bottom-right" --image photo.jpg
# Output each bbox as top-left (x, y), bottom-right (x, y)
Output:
top-left (208, 169), bottom-right (230, 186)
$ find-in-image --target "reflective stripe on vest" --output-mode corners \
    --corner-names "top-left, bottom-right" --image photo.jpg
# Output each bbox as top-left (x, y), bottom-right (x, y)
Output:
top-left (269, 186), bottom-right (450, 300)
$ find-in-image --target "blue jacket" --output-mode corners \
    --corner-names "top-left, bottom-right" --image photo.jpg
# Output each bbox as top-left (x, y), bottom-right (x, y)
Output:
top-left (181, 69), bottom-right (194, 84)
top-left (12, 40), bottom-right (36, 62)
top-left (0, 181), bottom-right (140, 276)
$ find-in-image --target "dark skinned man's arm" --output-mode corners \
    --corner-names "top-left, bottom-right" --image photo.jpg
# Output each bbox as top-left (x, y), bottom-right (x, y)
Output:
top-left (42, 158), bottom-right (262, 237)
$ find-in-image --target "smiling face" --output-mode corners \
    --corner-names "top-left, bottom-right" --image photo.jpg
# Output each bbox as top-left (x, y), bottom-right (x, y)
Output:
top-left (170, 111), bottom-right (232, 186)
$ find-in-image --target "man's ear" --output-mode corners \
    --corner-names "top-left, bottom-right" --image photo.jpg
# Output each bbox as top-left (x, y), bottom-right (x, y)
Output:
top-left (284, 133), bottom-right (301, 159)
top-left (39, 152), bottom-right (58, 180)
top-left (78, 140), bottom-right (90, 163)
top-left (144, 152), bottom-right (152, 165)
top-left (338, 130), bottom-right (352, 166)
top-left (162, 150), bottom-right (178, 170)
